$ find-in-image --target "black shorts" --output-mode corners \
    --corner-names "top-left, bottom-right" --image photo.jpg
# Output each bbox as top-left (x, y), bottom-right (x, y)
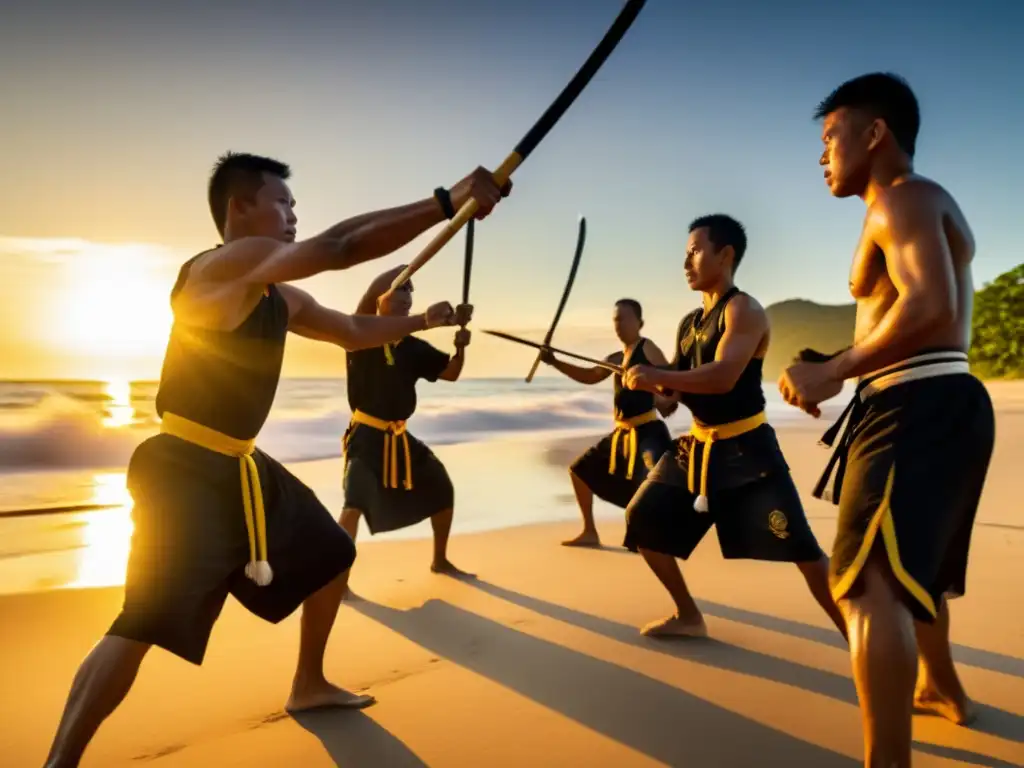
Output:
top-left (342, 423), bottom-right (454, 534)
top-left (108, 434), bottom-right (355, 665)
top-left (624, 426), bottom-right (824, 562)
top-left (570, 420), bottom-right (673, 508)
top-left (824, 372), bottom-right (994, 622)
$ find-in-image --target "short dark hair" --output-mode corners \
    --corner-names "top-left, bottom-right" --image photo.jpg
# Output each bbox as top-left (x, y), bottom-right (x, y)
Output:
top-left (615, 298), bottom-right (643, 320)
top-left (688, 214), bottom-right (747, 272)
top-left (813, 72), bottom-right (920, 158)
top-left (208, 151), bottom-right (291, 237)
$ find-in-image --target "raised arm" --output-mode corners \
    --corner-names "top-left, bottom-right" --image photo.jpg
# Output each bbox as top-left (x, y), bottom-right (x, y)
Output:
top-left (438, 328), bottom-right (471, 382)
top-left (188, 168), bottom-right (510, 289)
top-left (634, 296), bottom-right (767, 395)
top-left (354, 266), bottom-right (406, 315)
top-left (542, 349), bottom-right (622, 385)
top-left (829, 185), bottom-right (960, 380)
top-left (280, 285), bottom-right (456, 352)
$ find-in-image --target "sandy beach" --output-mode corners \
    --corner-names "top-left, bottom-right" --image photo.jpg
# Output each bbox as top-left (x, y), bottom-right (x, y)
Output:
top-left (1, 385), bottom-right (1022, 766)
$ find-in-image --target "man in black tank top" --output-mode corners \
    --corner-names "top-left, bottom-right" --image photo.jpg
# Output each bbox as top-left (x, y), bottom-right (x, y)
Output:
top-left (44, 152), bottom-right (512, 767)
top-left (338, 265), bottom-right (475, 593)
top-left (538, 299), bottom-right (674, 547)
top-left (778, 74), bottom-right (994, 763)
top-left (619, 215), bottom-right (846, 642)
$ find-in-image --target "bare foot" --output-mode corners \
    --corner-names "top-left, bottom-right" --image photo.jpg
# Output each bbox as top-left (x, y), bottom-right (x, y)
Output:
top-left (286, 680), bottom-right (376, 713)
top-left (431, 559), bottom-right (476, 578)
top-left (641, 615), bottom-right (708, 639)
top-left (913, 687), bottom-right (977, 726)
top-left (561, 530), bottom-right (601, 548)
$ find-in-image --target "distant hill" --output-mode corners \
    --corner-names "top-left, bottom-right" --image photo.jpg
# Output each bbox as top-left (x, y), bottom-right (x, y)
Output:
top-left (764, 299), bottom-right (855, 380)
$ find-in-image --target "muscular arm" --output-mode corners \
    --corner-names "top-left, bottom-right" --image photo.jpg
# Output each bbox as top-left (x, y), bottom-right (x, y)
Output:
top-left (639, 340), bottom-right (679, 416)
top-left (654, 295), bottom-right (767, 394)
top-left (548, 352), bottom-right (621, 385)
top-left (830, 188), bottom-right (959, 381)
top-left (280, 285), bottom-right (431, 351)
top-left (189, 198), bottom-right (447, 288)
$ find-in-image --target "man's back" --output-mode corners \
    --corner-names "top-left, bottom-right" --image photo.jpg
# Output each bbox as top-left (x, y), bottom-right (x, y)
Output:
top-left (851, 176), bottom-right (976, 357)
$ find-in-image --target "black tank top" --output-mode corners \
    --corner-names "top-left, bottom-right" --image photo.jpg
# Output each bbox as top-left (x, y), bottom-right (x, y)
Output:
top-left (154, 252), bottom-right (289, 441)
top-left (613, 338), bottom-right (656, 421)
top-left (672, 287), bottom-right (765, 426)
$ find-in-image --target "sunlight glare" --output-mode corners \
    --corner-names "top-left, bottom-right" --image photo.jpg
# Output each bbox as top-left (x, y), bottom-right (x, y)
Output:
top-left (69, 472), bottom-right (135, 589)
top-left (102, 378), bottom-right (135, 428)
top-left (56, 246), bottom-right (174, 361)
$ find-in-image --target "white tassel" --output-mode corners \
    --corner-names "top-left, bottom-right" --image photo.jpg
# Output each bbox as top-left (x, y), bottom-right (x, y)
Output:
top-left (245, 560), bottom-right (274, 587)
top-left (693, 494), bottom-right (709, 513)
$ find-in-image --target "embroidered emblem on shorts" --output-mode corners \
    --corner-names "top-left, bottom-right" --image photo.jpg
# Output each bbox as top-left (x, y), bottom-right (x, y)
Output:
top-left (768, 510), bottom-right (790, 539)
top-left (643, 451), bottom-right (656, 470)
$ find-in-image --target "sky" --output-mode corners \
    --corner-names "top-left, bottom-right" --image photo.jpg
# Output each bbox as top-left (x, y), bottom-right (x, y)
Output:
top-left (2, 0), bottom-right (1021, 380)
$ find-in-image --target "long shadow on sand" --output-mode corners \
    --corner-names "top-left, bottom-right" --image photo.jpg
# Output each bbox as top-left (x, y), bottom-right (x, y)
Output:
top-left (464, 579), bottom-right (1024, 745)
top-left (563, 547), bottom-right (1023, 679)
top-left (352, 598), bottom-right (857, 766)
top-left (291, 709), bottom-right (429, 768)
top-left (910, 741), bottom-right (1023, 768)
top-left (692, 597), bottom-right (1024, 679)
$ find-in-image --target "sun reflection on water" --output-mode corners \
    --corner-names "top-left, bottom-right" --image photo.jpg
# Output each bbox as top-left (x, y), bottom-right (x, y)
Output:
top-left (69, 472), bottom-right (134, 589)
top-left (102, 378), bottom-right (134, 428)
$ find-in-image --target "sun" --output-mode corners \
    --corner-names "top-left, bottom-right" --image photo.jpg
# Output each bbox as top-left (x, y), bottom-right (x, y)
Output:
top-left (56, 246), bottom-right (174, 363)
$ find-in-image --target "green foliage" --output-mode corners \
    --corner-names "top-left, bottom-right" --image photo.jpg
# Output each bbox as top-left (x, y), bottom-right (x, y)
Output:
top-left (968, 264), bottom-right (1024, 379)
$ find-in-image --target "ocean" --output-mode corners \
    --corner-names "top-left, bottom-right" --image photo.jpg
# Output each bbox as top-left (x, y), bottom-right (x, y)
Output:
top-left (0, 376), bottom-right (848, 595)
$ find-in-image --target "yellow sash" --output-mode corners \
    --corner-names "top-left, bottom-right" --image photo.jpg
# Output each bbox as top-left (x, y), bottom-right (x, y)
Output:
top-left (687, 411), bottom-right (766, 512)
top-left (159, 412), bottom-right (272, 586)
top-left (349, 410), bottom-right (413, 490)
top-left (608, 410), bottom-right (660, 480)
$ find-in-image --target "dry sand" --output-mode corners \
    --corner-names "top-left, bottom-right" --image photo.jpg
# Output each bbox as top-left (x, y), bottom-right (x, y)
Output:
top-left (1, 386), bottom-right (1022, 767)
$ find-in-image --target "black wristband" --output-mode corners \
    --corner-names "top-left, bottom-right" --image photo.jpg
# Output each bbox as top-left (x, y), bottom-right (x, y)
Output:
top-left (434, 187), bottom-right (455, 220)
top-left (798, 346), bottom-right (849, 363)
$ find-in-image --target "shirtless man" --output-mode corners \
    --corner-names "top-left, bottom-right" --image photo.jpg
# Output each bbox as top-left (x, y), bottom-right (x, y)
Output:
top-left (539, 299), bottom-right (675, 547)
top-left (622, 214), bottom-right (846, 640)
top-left (42, 152), bottom-right (510, 768)
top-left (779, 73), bottom-right (993, 767)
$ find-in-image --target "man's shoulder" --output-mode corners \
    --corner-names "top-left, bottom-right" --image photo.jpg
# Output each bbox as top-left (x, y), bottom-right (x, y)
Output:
top-left (727, 291), bottom-right (765, 316)
top-left (404, 334), bottom-right (443, 354)
top-left (869, 176), bottom-right (952, 224)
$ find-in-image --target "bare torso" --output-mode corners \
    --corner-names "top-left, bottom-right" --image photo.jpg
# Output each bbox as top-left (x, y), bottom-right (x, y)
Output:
top-left (849, 176), bottom-right (975, 357)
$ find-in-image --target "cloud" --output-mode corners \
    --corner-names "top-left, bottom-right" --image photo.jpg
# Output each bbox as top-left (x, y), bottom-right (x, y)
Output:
top-left (0, 236), bottom-right (188, 266)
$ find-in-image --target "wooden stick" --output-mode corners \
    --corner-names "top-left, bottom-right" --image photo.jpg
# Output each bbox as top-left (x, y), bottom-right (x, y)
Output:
top-left (482, 329), bottom-right (623, 374)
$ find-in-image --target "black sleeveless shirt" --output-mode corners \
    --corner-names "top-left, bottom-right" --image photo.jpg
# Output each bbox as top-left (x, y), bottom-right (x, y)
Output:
top-left (613, 338), bottom-right (657, 421)
top-left (346, 336), bottom-right (451, 422)
top-left (154, 252), bottom-right (289, 441)
top-left (671, 287), bottom-right (766, 426)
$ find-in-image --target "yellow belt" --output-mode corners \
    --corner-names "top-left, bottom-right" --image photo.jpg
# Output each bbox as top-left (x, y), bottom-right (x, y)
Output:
top-left (350, 410), bottom-right (413, 490)
top-left (687, 411), bottom-right (766, 512)
top-left (159, 412), bottom-right (272, 586)
top-left (608, 410), bottom-right (660, 480)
